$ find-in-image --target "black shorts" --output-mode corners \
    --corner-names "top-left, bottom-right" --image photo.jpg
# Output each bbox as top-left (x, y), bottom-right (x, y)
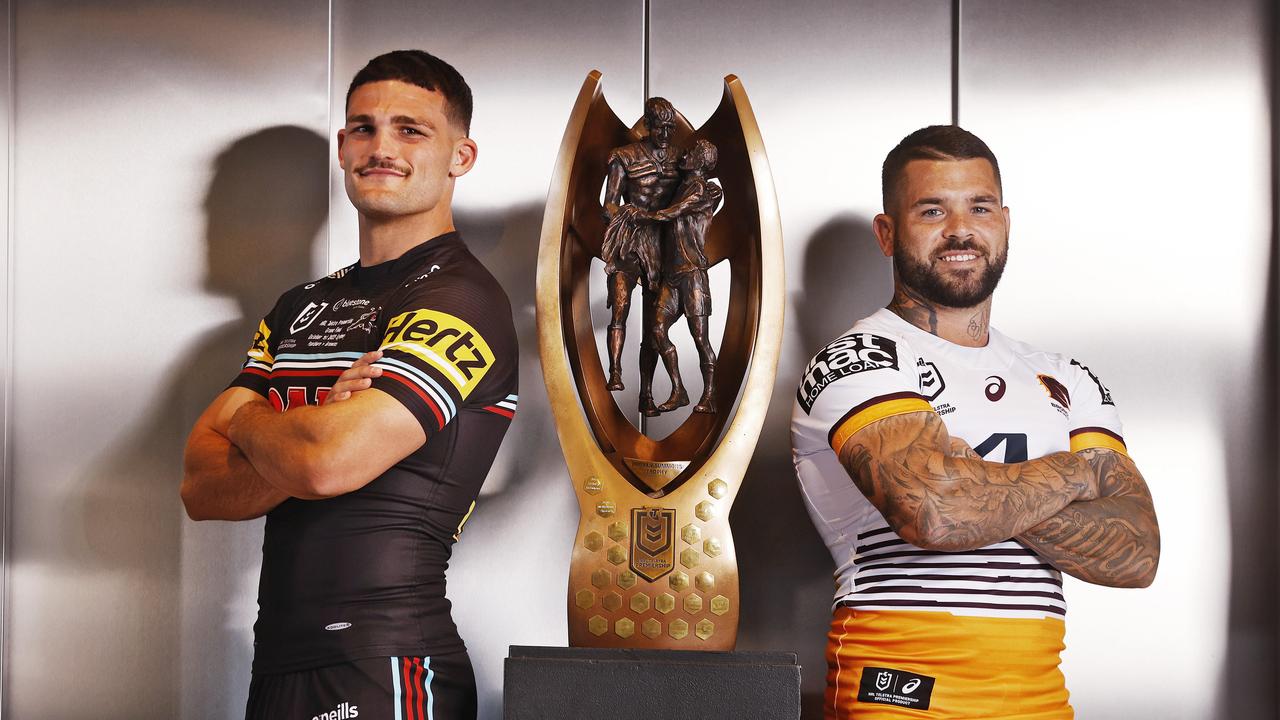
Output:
top-left (245, 652), bottom-right (476, 720)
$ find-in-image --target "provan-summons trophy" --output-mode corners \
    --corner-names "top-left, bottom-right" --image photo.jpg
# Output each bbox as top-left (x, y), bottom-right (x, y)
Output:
top-left (536, 71), bottom-right (783, 650)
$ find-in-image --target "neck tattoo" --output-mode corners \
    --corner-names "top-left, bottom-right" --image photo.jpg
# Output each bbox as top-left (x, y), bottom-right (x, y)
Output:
top-left (967, 307), bottom-right (989, 341)
top-left (888, 284), bottom-right (940, 337)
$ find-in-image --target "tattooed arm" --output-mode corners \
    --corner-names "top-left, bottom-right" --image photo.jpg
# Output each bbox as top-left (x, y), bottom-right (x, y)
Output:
top-left (1015, 449), bottom-right (1159, 587)
top-left (839, 411), bottom-right (1100, 552)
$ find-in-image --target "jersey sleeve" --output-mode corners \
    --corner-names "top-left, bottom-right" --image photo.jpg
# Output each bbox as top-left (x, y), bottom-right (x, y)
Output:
top-left (1064, 358), bottom-right (1127, 455)
top-left (227, 292), bottom-right (294, 397)
top-left (369, 275), bottom-right (517, 436)
top-left (793, 330), bottom-right (933, 456)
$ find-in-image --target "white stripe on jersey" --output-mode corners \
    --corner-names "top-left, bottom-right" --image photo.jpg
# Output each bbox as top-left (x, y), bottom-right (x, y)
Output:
top-left (380, 340), bottom-right (469, 386)
top-left (375, 355), bottom-right (458, 421)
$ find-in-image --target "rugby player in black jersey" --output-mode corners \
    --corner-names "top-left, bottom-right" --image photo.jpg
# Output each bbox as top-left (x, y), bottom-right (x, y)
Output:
top-left (181, 50), bottom-right (517, 720)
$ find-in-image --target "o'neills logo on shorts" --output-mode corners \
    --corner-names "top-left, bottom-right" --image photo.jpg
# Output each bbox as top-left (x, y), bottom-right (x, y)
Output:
top-left (797, 333), bottom-right (899, 413)
top-left (311, 701), bottom-right (358, 720)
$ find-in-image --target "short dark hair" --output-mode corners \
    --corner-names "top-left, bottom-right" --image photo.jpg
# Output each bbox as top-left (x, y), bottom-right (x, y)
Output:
top-left (645, 97), bottom-right (677, 127)
top-left (346, 50), bottom-right (473, 135)
top-left (881, 125), bottom-right (1001, 212)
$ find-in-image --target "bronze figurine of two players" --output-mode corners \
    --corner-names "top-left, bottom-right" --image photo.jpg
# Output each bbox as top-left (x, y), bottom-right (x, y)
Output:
top-left (602, 97), bottom-right (722, 417)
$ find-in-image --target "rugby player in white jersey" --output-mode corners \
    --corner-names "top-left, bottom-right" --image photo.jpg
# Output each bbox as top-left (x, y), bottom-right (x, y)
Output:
top-left (791, 125), bottom-right (1159, 719)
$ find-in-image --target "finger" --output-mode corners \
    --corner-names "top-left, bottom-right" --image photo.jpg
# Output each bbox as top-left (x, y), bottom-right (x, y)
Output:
top-left (323, 390), bottom-right (351, 406)
top-left (350, 350), bottom-right (383, 369)
top-left (329, 378), bottom-right (373, 398)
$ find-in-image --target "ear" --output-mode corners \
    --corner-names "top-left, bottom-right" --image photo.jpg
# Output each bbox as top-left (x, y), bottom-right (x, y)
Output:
top-left (336, 128), bottom-right (348, 170)
top-left (1002, 205), bottom-right (1010, 229)
top-left (450, 137), bottom-right (478, 178)
top-left (872, 213), bottom-right (895, 257)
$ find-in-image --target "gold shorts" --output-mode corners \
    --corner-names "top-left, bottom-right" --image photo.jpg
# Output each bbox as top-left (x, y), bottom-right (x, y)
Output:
top-left (825, 607), bottom-right (1072, 719)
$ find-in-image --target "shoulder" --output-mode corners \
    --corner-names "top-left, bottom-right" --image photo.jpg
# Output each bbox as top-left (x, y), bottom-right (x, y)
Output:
top-left (263, 263), bottom-right (356, 321)
top-left (995, 328), bottom-right (1117, 406)
top-left (796, 314), bottom-right (918, 414)
top-left (608, 143), bottom-right (647, 167)
top-left (386, 244), bottom-right (516, 353)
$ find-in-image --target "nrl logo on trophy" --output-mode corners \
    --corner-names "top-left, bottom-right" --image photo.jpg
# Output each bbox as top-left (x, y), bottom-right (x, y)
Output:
top-left (537, 70), bottom-right (783, 649)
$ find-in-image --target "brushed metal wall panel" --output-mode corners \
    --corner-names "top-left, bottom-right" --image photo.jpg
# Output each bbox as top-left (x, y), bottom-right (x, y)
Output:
top-left (960, 1), bottom-right (1273, 718)
top-left (330, 3), bottom-right (642, 718)
top-left (649, 3), bottom-right (952, 716)
top-left (0, 0), bottom-right (9, 714)
top-left (7, 2), bottom-right (328, 718)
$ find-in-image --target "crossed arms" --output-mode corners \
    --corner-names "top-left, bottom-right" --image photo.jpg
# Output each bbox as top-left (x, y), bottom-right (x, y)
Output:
top-left (839, 411), bottom-right (1160, 588)
top-left (181, 352), bottom-right (421, 521)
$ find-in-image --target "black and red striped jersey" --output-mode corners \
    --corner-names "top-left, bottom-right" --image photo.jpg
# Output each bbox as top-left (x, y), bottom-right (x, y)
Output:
top-left (230, 231), bottom-right (518, 674)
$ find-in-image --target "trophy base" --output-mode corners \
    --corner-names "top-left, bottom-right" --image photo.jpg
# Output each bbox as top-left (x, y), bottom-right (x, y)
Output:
top-left (503, 645), bottom-right (801, 719)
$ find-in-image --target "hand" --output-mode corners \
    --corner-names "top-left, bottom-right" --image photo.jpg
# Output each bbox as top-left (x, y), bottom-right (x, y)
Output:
top-left (324, 350), bottom-right (383, 405)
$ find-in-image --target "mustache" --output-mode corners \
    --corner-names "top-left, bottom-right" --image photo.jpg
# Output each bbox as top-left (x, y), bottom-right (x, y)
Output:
top-left (356, 158), bottom-right (410, 175)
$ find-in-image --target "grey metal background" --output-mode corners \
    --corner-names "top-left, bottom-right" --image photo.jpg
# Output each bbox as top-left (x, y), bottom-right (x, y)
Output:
top-left (0, 1), bottom-right (1274, 718)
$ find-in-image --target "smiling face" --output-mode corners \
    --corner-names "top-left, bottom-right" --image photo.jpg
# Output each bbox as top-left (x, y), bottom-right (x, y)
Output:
top-left (337, 80), bottom-right (475, 222)
top-left (876, 158), bottom-right (1010, 308)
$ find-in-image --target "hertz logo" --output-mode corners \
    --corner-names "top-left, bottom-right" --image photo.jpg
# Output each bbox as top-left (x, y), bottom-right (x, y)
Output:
top-left (381, 309), bottom-right (493, 396)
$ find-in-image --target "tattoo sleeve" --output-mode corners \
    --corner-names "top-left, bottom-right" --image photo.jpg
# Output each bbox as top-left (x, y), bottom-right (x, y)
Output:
top-left (839, 412), bottom-right (1096, 552)
top-left (1016, 449), bottom-right (1160, 588)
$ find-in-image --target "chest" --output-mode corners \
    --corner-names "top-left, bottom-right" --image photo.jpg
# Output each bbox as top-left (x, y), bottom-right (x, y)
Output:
top-left (265, 289), bottom-right (388, 410)
top-left (913, 354), bottom-right (1072, 462)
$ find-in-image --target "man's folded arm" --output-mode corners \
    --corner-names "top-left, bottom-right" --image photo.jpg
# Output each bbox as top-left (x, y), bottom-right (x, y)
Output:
top-left (181, 387), bottom-right (290, 521)
top-left (226, 388), bottom-right (425, 500)
top-left (837, 410), bottom-right (1098, 552)
top-left (1016, 448), bottom-right (1160, 588)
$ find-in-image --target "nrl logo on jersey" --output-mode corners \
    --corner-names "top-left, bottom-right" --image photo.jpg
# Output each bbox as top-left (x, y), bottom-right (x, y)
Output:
top-left (291, 302), bottom-right (328, 334)
top-left (797, 332), bottom-right (899, 413)
top-left (916, 358), bottom-right (945, 401)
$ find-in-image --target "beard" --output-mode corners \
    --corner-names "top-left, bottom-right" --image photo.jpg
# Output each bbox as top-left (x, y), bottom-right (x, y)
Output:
top-left (894, 238), bottom-right (1007, 308)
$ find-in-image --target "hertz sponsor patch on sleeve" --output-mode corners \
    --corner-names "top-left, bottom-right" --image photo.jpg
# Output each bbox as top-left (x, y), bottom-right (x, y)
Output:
top-left (380, 309), bottom-right (493, 398)
top-left (797, 333), bottom-right (900, 414)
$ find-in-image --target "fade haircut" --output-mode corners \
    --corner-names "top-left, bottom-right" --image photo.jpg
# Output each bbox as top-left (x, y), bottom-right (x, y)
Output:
top-left (346, 50), bottom-right (474, 135)
top-left (881, 125), bottom-right (1002, 213)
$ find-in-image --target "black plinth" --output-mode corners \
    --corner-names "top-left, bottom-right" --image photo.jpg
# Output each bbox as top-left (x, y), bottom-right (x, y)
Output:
top-left (503, 645), bottom-right (801, 720)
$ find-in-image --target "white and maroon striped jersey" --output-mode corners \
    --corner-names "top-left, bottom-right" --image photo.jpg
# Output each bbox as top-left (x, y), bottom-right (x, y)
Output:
top-left (791, 308), bottom-right (1125, 619)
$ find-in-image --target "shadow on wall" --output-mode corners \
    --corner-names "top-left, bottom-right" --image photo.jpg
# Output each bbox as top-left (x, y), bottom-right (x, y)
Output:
top-left (733, 213), bottom-right (891, 720)
top-left (1221, 16), bottom-right (1279, 717)
top-left (450, 201), bottom-right (581, 718)
top-left (70, 126), bottom-right (327, 719)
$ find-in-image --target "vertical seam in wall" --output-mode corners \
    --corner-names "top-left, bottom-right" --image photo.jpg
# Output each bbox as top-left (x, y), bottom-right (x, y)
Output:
top-left (1, 0), bottom-right (13, 715)
top-left (325, 0), bottom-right (334, 273)
top-left (642, 0), bottom-right (650, 102)
top-left (951, 0), bottom-right (961, 125)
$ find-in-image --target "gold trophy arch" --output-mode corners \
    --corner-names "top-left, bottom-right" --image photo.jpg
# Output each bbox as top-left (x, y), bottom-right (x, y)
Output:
top-left (537, 71), bottom-right (783, 650)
